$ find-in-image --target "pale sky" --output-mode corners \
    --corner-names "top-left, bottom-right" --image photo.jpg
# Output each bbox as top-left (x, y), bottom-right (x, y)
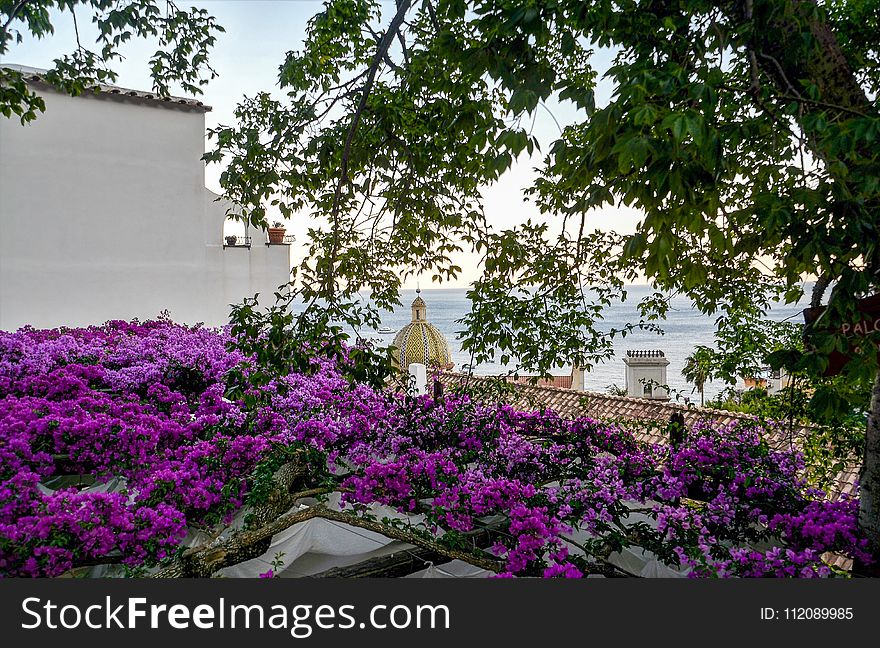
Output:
top-left (3, 0), bottom-right (643, 288)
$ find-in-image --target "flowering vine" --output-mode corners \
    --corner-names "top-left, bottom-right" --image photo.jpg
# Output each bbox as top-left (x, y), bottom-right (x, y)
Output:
top-left (0, 320), bottom-right (868, 577)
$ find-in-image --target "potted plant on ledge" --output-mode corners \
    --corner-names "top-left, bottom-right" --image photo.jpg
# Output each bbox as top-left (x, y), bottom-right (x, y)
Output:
top-left (225, 234), bottom-right (238, 247)
top-left (268, 221), bottom-right (286, 244)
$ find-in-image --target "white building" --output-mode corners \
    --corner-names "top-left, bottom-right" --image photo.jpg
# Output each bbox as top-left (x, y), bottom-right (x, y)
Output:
top-left (0, 65), bottom-right (291, 330)
top-left (742, 367), bottom-right (792, 395)
top-left (623, 350), bottom-right (670, 400)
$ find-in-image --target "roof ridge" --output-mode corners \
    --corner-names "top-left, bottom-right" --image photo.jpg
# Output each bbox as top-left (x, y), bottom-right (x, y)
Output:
top-left (1, 63), bottom-right (211, 113)
top-left (439, 371), bottom-right (814, 429)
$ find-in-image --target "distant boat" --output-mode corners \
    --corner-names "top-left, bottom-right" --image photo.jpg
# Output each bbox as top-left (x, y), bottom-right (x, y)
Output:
top-left (378, 326), bottom-right (395, 334)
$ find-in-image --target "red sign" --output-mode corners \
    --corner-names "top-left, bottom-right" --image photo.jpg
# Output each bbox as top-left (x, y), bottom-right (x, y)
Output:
top-left (802, 293), bottom-right (880, 376)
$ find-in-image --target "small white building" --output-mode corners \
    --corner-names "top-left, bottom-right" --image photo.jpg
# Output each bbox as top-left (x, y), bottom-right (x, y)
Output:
top-left (742, 367), bottom-right (792, 395)
top-left (0, 65), bottom-right (291, 330)
top-left (623, 350), bottom-right (670, 400)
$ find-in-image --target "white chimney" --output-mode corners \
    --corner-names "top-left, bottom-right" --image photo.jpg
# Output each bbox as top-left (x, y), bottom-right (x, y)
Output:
top-left (570, 365), bottom-right (585, 391)
top-left (623, 350), bottom-right (670, 400)
top-left (408, 363), bottom-right (428, 396)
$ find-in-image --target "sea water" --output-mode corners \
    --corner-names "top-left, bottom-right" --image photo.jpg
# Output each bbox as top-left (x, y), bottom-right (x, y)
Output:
top-left (367, 285), bottom-right (807, 401)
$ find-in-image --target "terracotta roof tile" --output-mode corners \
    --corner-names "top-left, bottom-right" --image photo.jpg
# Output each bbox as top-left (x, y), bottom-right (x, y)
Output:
top-left (2, 64), bottom-right (211, 113)
top-left (512, 375), bottom-right (573, 389)
top-left (438, 372), bottom-right (859, 502)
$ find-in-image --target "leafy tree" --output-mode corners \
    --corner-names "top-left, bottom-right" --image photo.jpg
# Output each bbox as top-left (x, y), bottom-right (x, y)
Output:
top-left (0, 0), bottom-right (223, 122)
top-left (204, 0), bottom-right (880, 573)
top-left (225, 291), bottom-right (394, 404)
top-left (709, 383), bottom-right (866, 487)
top-left (703, 308), bottom-right (870, 483)
top-left (682, 345), bottom-right (715, 406)
top-left (710, 311), bottom-right (804, 385)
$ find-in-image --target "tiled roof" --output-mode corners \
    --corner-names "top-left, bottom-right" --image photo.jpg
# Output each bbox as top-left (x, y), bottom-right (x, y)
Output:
top-left (438, 372), bottom-right (859, 501)
top-left (441, 372), bottom-right (802, 440)
top-left (2, 64), bottom-right (211, 113)
top-left (512, 375), bottom-right (573, 389)
top-left (439, 371), bottom-right (861, 571)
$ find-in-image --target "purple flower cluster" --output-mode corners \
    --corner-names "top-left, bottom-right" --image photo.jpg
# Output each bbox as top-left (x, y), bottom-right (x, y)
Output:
top-left (0, 321), bottom-right (265, 575)
top-left (0, 321), bottom-right (870, 578)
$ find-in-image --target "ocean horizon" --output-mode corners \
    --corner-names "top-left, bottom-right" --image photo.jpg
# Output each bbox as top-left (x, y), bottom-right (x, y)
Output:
top-left (359, 284), bottom-right (808, 402)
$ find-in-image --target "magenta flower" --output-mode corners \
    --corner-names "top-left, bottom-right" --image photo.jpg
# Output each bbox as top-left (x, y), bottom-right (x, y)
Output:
top-left (0, 319), bottom-right (867, 578)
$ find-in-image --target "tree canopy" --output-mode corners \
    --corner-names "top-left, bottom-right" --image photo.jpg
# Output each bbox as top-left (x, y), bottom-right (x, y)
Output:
top-left (201, 0), bottom-right (878, 376)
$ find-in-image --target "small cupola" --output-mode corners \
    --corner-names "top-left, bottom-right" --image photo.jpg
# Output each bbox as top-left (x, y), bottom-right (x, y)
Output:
top-left (411, 289), bottom-right (427, 322)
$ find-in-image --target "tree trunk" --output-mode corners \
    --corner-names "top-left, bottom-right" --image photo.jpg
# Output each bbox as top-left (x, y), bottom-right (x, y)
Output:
top-left (855, 368), bottom-right (880, 576)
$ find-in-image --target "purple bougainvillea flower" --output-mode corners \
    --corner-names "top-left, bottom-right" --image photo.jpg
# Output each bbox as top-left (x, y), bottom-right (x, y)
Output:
top-left (0, 320), bottom-right (867, 578)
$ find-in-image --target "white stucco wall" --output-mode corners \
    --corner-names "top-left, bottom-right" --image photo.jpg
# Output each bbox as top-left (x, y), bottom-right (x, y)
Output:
top-left (0, 82), bottom-right (290, 329)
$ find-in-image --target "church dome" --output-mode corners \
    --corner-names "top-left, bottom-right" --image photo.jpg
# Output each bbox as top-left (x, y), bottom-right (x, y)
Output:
top-left (392, 291), bottom-right (453, 371)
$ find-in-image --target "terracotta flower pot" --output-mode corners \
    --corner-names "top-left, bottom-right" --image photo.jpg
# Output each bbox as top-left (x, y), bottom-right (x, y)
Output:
top-left (268, 227), bottom-right (286, 244)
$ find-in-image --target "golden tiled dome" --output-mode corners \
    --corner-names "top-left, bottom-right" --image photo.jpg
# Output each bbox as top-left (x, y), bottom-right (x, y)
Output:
top-left (392, 291), bottom-right (453, 371)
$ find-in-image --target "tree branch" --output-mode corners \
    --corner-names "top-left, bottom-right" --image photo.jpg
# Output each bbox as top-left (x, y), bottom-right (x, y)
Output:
top-left (1, 0), bottom-right (30, 36)
top-left (155, 502), bottom-right (502, 577)
top-left (323, 0), bottom-right (415, 297)
top-left (311, 519), bottom-right (503, 578)
top-left (154, 505), bottom-right (325, 578)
